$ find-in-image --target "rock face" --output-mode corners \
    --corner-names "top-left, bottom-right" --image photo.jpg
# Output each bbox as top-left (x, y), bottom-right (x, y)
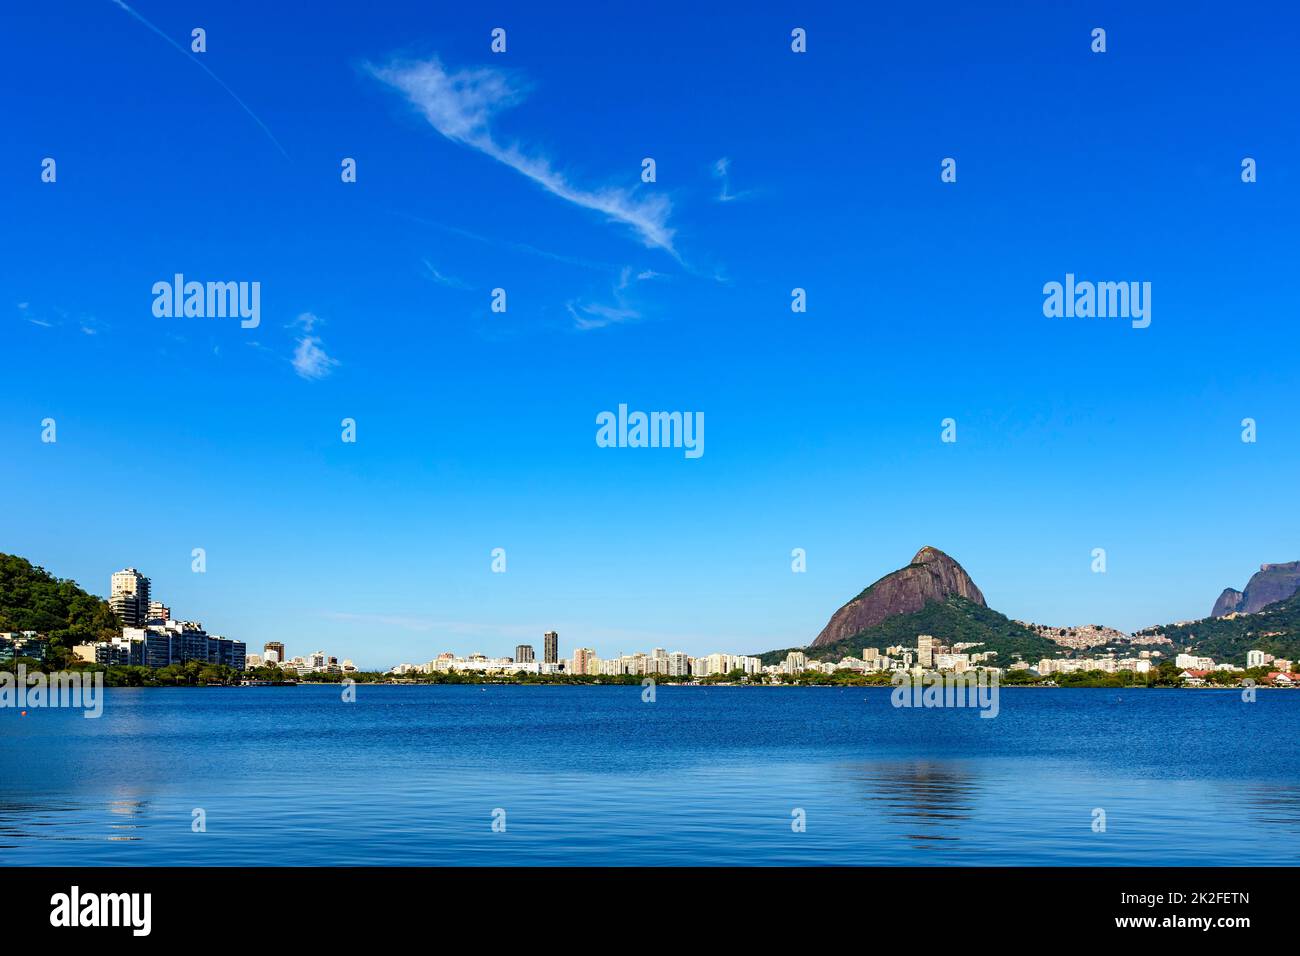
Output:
top-left (1212, 562), bottom-right (1300, 617)
top-left (1212, 588), bottom-right (1245, 618)
top-left (810, 546), bottom-right (986, 648)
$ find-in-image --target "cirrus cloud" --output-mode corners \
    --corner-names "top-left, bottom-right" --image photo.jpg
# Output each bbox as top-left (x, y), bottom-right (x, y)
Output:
top-left (369, 56), bottom-right (676, 255)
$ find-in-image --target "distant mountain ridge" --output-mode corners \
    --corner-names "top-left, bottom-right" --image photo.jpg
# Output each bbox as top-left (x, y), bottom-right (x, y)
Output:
top-left (1211, 561), bottom-right (1300, 617)
top-left (810, 546), bottom-right (986, 648)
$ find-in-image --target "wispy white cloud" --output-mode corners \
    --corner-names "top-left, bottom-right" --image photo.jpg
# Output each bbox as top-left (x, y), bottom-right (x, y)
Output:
top-left (712, 157), bottom-right (752, 203)
top-left (16, 301), bottom-right (51, 328)
top-left (369, 57), bottom-right (675, 254)
top-left (16, 301), bottom-right (106, 333)
top-left (290, 312), bottom-right (339, 380)
top-left (293, 337), bottom-right (338, 379)
top-left (384, 205), bottom-right (621, 272)
top-left (421, 258), bottom-right (471, 290)
top-left (565, 266), bottom-right (659, 331)
top-left (107, 0), bottom-right (288, 158)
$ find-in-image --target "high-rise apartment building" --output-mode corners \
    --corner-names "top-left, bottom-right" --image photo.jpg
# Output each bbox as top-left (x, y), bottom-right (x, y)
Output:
top-left (264, 642), bottom-right (286, 665)
top-left (515, 644), bottom-right (535, 663)
top-left (917, 635), bottom-right (936, 668)
top-left (147, 601), bottom-right (170, 623)
top-left (543, 631), bottom-right (558, 664)
top-left (109, 568), bottom-right (151, 627)
top-left (572, 647), bottom-right (596, 675)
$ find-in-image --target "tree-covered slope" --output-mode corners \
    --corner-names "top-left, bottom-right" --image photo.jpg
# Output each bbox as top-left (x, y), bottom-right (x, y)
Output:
top-left (1137, 590), bottom-right (1300, 664)
top-left (0, 553), bottom-right (119, 653)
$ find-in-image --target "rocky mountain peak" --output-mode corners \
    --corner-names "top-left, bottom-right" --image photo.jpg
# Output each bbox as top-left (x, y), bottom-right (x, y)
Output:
top-left (1212, 561), bottom-right (1300, 617)
top-left (810, 547), bottom-right (986, 648)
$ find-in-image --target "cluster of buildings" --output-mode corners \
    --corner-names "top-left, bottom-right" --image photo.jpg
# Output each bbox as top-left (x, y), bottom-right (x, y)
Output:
top-left (390, 632), bottom-right (763, 679)
top-left (58, 569), bottom-right (359, 678)
top-left (1035, 655), bottom-right (1154, 676)
top-left (1245, 649), bottom-right (1293, 671)
top-left (1176, 650), bottom-right (1297, 686)
top-left (1018, 622), bottom-right (1131, 649)
top-left (246, 644), bottom-right (358, 676)
top-left (773, 636), bottom-right (1300, 684)
top-left (0, 631), bottom-right (48, 662)
top-left (71, 568), bottom-right (247, 671)
top-left (776, 634), bottom-right (1001, 677)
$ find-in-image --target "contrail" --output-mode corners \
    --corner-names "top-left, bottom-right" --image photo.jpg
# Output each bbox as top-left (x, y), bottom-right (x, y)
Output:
top-left (108, 0), bottom-right (289, 158)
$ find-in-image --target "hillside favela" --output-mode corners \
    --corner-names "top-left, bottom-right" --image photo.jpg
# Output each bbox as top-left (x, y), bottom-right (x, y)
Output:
top-left (5, 547), bottom-right (1300, 690)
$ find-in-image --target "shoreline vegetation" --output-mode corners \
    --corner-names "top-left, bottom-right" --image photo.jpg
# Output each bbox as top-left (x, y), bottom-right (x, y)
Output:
top-left (0, 658), bottom-right (1291, 690)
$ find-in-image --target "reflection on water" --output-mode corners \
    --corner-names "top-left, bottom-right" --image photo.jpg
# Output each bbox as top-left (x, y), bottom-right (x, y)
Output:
top-left (0, 794), bottom-right (151, 846)
top-left (2, 686), bottom-right (1299, 865)
top-left (1238, 783), bottom-right (1300, 828)
top-left (845, 761), bottom-right (977, 849)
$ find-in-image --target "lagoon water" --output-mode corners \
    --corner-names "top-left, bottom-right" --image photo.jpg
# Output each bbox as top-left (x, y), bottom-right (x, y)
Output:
top-left (1, 684), bottom-right (1297, 866)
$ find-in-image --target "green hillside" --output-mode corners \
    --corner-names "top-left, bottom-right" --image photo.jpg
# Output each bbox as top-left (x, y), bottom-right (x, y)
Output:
top-left (759, 596), bottom-right (1058, 666)
top-left (1137, 590), bottom-right (1300, 664)
top-left (0, 553), bottom-right (120, 659)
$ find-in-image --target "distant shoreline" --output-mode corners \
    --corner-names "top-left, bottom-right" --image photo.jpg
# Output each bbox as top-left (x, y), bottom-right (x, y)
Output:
top-left (85, 680), bottom-right (1297, 691)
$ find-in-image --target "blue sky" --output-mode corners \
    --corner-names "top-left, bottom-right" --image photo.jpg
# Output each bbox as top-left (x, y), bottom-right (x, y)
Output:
top-left (3, 1), bottom-right (1297, 667)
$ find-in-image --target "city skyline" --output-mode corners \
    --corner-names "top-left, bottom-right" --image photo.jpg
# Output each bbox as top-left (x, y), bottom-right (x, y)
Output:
top-left (27, 544), bottom-right (1298, 671)
top-left (4, 2), bottom-right (1297, 668)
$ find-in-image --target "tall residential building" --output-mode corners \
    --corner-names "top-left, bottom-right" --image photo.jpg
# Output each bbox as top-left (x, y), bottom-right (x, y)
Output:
top-left (543, 631), bottom-right (558, 664)
top-left (917, 634), bottom-right (936, 669)
top-left (1246, 649), bottom-right (1269, 669)
top-left (109, 568), bottom-right (151, 627)
top-left (147, 601), bottom-right (170, 623)
top-left (515, 644), bottom-right (535, 664)
top-left (264, 642), bottom-right (286, 665)
top-left (572, 647), bottom-right (596, 675)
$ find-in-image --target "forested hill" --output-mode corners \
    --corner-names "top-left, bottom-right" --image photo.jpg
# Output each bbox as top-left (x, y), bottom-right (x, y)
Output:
top-left (0, 553), bottom-right (120, 652)
top-left (1138, 590), bottom-right (1300, 663)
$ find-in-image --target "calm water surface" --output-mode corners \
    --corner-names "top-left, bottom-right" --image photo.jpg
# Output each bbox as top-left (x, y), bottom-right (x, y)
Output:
top-left (1, 685), bottom-right (1297, 865)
